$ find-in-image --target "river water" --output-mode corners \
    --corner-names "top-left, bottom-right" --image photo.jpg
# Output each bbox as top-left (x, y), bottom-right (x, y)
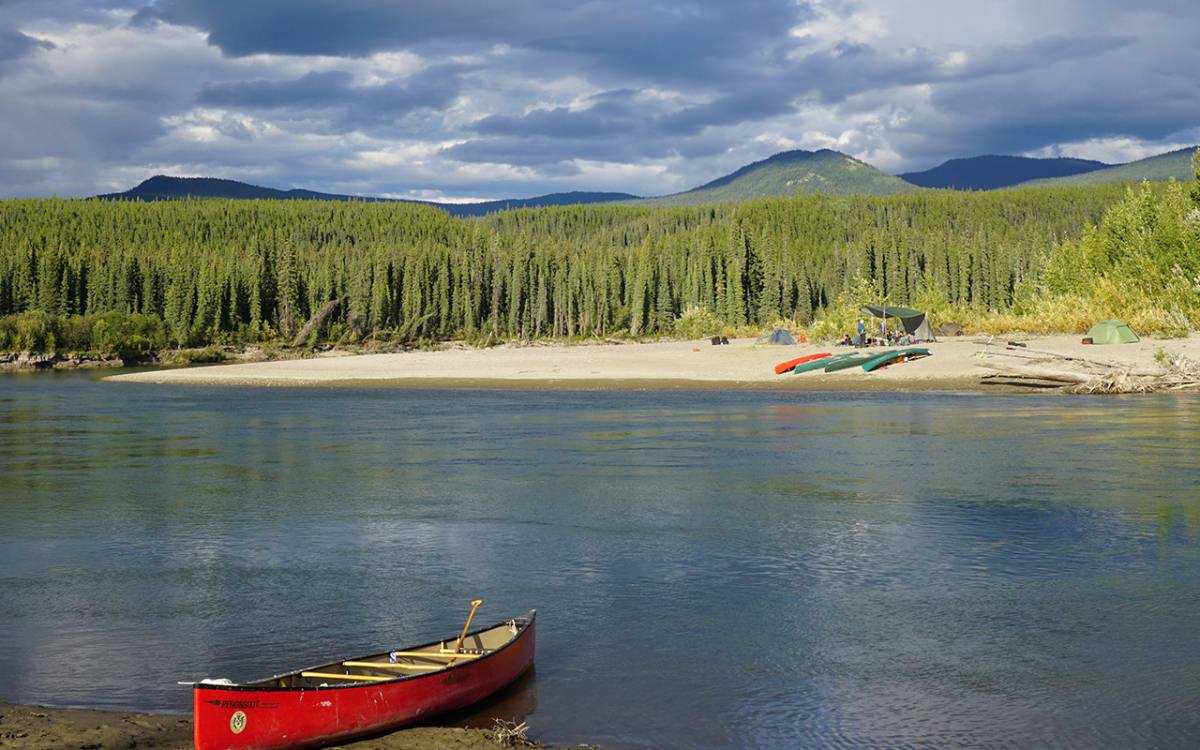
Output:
top-left (1, 371), bottom-right (1198, 748)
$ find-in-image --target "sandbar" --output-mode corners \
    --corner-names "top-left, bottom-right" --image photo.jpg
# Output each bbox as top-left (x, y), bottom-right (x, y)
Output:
top-left (106, 334), bottom-right (1200, 391)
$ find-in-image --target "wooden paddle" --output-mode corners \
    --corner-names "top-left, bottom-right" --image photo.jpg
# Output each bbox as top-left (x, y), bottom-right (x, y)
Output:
top-left (454, 599), bottom-right (484, 654)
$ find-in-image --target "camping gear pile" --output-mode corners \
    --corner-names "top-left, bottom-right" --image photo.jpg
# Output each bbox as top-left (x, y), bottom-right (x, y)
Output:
top-left (860, 305), bottom-right (936, 342)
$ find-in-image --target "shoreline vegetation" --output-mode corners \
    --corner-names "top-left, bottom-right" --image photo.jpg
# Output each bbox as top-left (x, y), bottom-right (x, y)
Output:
top-left (0, 703), bottom-right (573, 750)
top-left (2, 151), bottom-right (1198, 376)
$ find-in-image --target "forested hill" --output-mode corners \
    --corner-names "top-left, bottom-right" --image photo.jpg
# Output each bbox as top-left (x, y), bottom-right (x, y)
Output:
top-left (0, 185), bottom-right (1131, 352)
top-left (97, 176), bottom-right (408, 204)
top-left (636, 149), bottom-right (918, 206)
top-left (97, 176), bottom-right (639, 217)
top-left (449, 191), bottom-right (641, 216)
top-left (900, 155), bottom-right (1110, 190)
top-left (1015, 147), bottom-right (1197, 187)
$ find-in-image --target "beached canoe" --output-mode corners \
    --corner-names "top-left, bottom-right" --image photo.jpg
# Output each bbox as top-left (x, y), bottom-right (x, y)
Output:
top-left (859, 345), bottom-right (931, 372)
top-left (774, 352), bottom-right (831, 374)
top-left (861, 347), bottom-right (931, 372)
top-left (193, 609), bottom-right (536, 750)
top-left (824, 354), bottom-right (877, 372)
top-left (792, 352), bottom-right (854, 374)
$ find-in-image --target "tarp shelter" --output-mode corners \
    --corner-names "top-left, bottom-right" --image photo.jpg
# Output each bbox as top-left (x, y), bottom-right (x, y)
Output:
top-left (1086, 319), bottom-right (1139, 344)
top-left (757, 328), bottom-right (796, 345)
top-left (860, 305), bottom-right (936, 342)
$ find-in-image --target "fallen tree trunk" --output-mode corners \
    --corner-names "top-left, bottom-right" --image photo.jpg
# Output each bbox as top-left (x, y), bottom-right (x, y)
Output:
top-left (980, 360), bottom-right (1091, 383)
top-left (293, 297), bottom-right (346, 347)
top-left (979, 353), bottom-right (1200, 394)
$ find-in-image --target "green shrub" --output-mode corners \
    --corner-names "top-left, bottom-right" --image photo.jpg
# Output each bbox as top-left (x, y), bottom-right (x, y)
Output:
top-left (0, 311), bottom-right (60, 352)
top-left (673, 306), bottom-right (726, 339)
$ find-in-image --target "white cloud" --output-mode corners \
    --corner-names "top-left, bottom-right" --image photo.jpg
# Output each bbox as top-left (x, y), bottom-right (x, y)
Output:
top-left (0, 0), bottom-right (1196, 198)
top-left (1027, 131), bottom-right (1200, 164)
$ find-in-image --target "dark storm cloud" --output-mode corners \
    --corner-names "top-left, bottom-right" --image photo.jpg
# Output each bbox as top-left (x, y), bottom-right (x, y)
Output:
top-left (198, 64), bottom-right (474, 131)
top-left (0, 27), bottom-right (53, 62)
top-left (962, 34), bottom-right (1135, 78)
top-left (659, 88), bottom-right (799, 136)
top-left (1, 0), bottom-right (1198, 198)
top-left (135, 0), bottom-right (808, 84)
top-left (445, 129), bottom-right (730, 167)
top-left (199, 70), bottom-right (353, 109)
top-left (780, 32), bottom-right (1138, 106)
top-left (916, 57), bottom-right (1200, 159)
top-left (453, 27), bottom-right (1141, 169)
top-left (472, 86), bottom-right (792, 140)
top-left (443, 135), bottom-right (661, 167)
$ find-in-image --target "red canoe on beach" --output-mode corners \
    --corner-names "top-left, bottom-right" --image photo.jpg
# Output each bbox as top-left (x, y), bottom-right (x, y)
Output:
top-left (774, 352), bottom-right (831, 375)
top-left (193, 606), bottom-right (535, 750)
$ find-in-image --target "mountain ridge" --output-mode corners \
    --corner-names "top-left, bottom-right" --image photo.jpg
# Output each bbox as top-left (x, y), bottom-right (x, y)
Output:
top-left (899, 155), bottom-right (1111, 190)
top-left (97, 176), bottom-right (639, 217)
top-left (95, 145), bottom-right (1199, 213)
top-left (1014, 147), bottom-right (1196, 188)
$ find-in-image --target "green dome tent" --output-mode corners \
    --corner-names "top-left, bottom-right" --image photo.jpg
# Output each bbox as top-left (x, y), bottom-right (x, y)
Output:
top-left (756, 328), bottom-right (797, 345)
top-left (860, 305), bottom-right (936, 342)
top-left (1085, 319), bottom-right (1139, 344)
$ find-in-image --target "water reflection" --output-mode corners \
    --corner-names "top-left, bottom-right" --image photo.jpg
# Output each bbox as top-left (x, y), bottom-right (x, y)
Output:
top-left (0, 373), bottom-right (1198, 748)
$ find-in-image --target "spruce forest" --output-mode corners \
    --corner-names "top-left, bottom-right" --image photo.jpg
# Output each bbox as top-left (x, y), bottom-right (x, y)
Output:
top-left (1, 168), bottom-right (1198, 356)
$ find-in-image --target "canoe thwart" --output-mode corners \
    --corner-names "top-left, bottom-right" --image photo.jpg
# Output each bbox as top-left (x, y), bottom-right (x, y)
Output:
top-left (342, 661), bottom-right (441, 671)
top-left (387, 650), bottom-right (485, 660)
top-left (300, 671), bottom-right (393, 682)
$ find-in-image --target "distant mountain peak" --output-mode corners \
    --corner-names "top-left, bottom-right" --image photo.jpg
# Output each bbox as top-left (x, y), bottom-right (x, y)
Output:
top-left (638, 148), bottom-right (916, 206)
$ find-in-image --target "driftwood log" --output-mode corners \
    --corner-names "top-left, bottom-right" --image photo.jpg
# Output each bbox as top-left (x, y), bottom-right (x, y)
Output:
top-left (976, 342), bottom-right (1199, 394)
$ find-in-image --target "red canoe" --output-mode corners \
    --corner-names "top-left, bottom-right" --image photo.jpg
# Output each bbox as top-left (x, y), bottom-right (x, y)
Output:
top-left (774, 352), bottom-right (831, 375)
top-left (193, 610), bottom-right (536, 750)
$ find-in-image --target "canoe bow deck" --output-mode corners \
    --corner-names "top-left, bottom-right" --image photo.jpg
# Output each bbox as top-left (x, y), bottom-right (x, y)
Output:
top-left (193, 610), bottom-right (535, 750)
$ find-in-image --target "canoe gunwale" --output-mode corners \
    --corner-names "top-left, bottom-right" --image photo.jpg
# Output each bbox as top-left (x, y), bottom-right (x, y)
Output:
top-left (194, 609), bottom-right (536, 693)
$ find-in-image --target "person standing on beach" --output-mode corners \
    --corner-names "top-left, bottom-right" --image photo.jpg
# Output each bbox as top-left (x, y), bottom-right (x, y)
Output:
top-left (857, 319), bottom-right (865, 346)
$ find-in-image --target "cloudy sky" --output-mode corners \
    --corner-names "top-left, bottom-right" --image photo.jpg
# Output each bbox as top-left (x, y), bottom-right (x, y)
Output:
top-left (2, 0), bottom-right (1198, 201)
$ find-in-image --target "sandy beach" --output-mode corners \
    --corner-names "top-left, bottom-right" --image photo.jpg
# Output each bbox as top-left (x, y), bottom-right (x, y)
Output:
top-left (0, 703), bottom-right (574, 750)
top-left (106, 334), bottom-right (1200, 391)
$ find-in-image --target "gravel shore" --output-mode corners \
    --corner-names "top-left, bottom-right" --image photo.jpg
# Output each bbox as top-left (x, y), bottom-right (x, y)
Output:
top-left (0, 703), bottom-right (572, 750)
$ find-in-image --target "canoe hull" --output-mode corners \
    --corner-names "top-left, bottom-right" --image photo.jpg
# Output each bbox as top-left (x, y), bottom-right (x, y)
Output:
top-left (792, 353), bottom-right (853, 374)
top-left (773, 353), bottom-right (830, 375)
top-left (823, 355), bottom-right (875, 372)
top-left (194, 613), bottom-right (535, 750)
top-left (861, 347), bottom-right (930, 372)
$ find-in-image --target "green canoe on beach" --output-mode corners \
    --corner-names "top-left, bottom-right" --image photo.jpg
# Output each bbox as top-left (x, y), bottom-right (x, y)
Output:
top-left (792, 352), bottom-right (856, 374)
top-left (861, 347), bottom-right (931, 372)
top-left (824, 353), bottom-right (878, 372)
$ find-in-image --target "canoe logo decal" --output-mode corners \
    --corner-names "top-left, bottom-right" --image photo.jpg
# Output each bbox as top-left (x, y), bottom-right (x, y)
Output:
top-left (230, 710), bottom-right (247, 734)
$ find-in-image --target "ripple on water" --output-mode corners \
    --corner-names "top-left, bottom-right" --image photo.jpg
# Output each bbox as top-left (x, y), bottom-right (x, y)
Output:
top-left (1, 377), bottom-right (1199, 748)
